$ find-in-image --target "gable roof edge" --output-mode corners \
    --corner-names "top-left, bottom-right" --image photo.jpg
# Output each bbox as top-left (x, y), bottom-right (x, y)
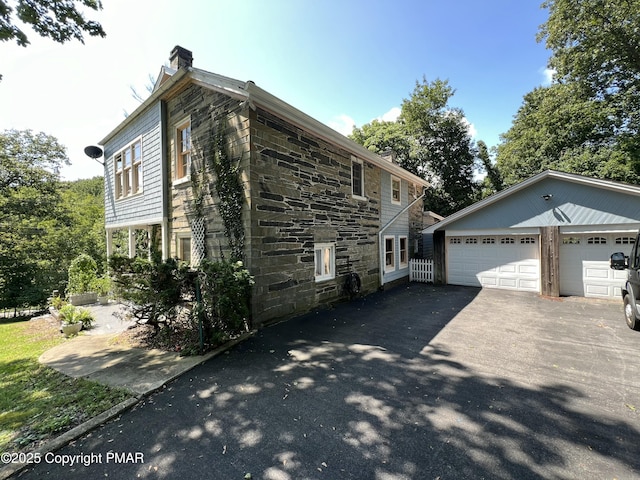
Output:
top-left (423, 170), bottom-right (640, 234)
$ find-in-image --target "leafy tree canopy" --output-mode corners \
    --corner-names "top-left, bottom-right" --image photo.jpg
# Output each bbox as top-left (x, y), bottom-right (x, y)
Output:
top-left (0, 0), bottom-right (105, 47)
top-left (497, 0), bottom-right (640, 187)
top-left (0, 130), bottom-right (105, 311)
top-left (351, 78), bottom-right (481, 216)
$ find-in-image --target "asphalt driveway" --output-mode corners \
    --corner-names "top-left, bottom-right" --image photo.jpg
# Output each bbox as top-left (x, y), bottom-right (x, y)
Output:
top-left (15, 284), bottom-right (640, 479)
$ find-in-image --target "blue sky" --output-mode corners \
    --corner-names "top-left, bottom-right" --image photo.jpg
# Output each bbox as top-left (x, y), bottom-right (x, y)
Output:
top-left (1, 0), bottom-right (552, 180)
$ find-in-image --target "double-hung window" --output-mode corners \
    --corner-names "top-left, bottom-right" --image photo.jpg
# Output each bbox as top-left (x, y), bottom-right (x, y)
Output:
top-left (176, 121), bottom-right (191, 180)
top-left (391, 175), bottom-right (401, 205)
top-left (351, 156), bottom-right (365, 198)
top-left (384, 236), bottom-right (395, 272)
top-left (114, 139), bottom-right (142, 199)
top-left (399, 236), bottom-right (408, 268)
top-left (314, 243), bottom-right (335, 282)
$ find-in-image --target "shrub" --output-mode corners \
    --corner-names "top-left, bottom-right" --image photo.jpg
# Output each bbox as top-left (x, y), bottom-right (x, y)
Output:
top-left (197, 259), bottom-right (253, 337)
top-left (67, 254), bottom-right (98, 295)
top-left (109, 255), bottom-right (192, 330)
top-left (90, 276), bottom-right (112, 297)
top-left (109, 255), bottom-right (253, 354)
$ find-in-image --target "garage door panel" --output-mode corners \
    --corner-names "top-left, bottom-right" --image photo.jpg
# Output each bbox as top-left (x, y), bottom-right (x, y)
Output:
top-left (518, 279), bottom-right (539, 290)
top-left (498, 264), bottom-right (517, 274)
top-left (585, 284), bottom-right (612, 297)
top-left (584, 265), bottom-right (609, 280)
top-left (518, 264), bottom-right (538, 274)
top-left (498, 278), bottom-right (517, 288)
top-left (448, 236), bottom-right (540, 293)
top-left (560, 234), bottom-right (630, 298)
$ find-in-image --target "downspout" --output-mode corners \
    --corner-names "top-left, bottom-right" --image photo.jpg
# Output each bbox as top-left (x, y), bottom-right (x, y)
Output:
top-left (160, 100), bottom-right (170, 260)
top-left (378, 189), bottom-right (426, 288)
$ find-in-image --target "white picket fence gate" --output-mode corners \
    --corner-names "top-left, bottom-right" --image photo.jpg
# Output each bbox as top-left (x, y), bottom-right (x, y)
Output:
top-left (409, 258), bottom-right (434, 283)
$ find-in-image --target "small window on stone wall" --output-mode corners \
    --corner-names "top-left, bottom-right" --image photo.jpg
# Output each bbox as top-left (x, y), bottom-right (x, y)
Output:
top-left (314, 243), bottom-right (335, 282)
top-left (351, 156), bottom-right (365, 198)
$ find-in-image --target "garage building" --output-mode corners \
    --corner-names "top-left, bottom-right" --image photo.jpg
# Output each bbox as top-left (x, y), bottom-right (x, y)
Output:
top-left (422, 170), bottom-right (640, 298)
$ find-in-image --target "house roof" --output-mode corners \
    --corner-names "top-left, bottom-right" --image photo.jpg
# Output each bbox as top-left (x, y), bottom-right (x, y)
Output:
top-left (101, 65), bottom-right (429, 188)
top-left (422, 170), bottom-right (640, 234)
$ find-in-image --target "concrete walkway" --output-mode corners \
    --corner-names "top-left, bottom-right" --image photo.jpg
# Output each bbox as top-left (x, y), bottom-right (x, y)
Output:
top-left (38, 302), bottom-right (247, 396)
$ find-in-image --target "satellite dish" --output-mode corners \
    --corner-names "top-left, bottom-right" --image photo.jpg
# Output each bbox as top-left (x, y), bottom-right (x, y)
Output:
top-left (84, 145), bottom-right (103, 159)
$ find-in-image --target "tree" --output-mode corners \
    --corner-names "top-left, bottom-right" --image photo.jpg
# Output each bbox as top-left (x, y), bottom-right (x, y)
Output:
top-left (0, 0), bottom-right (105, 80)
top-left (541, 0), bottom-right (640, 164)
top-left (497, 0), bottom-right (640, 187)
top-left (0, 130), bottom-right (69, 310)
top-left (351, 78), bottom-right (480, 216)
top-left (0, 0), bottom-right (105, 47)
top-left (60, 176), bottom-right (106, 271)
top-left (350, 120), bottom-right (414, 173)
top-left (477, 140), bottom-right (502, 197)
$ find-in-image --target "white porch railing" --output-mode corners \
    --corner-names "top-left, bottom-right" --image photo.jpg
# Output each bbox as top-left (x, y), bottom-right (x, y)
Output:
top-left (410, 258), bottom-right (434, 283)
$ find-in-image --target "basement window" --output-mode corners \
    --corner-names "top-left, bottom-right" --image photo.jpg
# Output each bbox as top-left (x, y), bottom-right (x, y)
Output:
top-left (314, 243), bottom-right (335, 282)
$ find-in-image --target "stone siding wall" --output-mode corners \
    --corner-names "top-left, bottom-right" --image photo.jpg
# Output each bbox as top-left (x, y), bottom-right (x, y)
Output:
top-left (166, 84), bottom-right (251, 261)
top-left (249, 107), bottom-right (381, 323)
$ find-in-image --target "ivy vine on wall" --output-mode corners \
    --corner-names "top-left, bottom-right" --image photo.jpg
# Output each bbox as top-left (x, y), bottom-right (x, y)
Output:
top-left (190, 119), bottom-right (245, 262)
top-left (210, 121), bottom-right (245, 261)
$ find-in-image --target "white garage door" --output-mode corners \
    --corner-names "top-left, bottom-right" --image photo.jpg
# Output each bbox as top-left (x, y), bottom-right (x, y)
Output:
top-left (447, 235), bottom-right (540, 292)
top-left (560, 234), bottom-right (632, 298)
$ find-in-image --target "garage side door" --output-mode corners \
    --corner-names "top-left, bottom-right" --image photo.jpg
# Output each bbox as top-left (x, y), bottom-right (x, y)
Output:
top-left (447, 236), bottom-right (540, 292)
top-left (560, 234), bottom-right (632, 298)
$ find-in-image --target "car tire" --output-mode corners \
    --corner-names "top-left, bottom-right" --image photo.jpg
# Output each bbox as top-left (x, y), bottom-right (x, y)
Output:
top-left (623, 293), bottom-right (640, 330)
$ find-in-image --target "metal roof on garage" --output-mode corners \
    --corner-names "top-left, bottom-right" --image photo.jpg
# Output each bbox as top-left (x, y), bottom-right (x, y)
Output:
top-left (423, 170), bottom-right (640, 234)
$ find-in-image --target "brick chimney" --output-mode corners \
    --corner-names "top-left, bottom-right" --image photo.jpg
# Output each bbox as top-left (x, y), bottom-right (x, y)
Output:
top-left (169, 46), bottom-right (193, 70)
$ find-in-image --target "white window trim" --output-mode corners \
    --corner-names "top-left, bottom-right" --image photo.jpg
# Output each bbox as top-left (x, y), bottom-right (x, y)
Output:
top-left (351, 156), bottom-right (367, 200)
top-left (314, 243), bottom-right (335, 282)
top-left (391, 175), bottom-right (401, 205)
top-left (384, 235), bottom-right (396, 273)
top-left (174, 117), bottom-right (192, 184)
top-left (399, 235), bottom-right (408, 268)
top-left (113, 136), bottom-right (143, 200)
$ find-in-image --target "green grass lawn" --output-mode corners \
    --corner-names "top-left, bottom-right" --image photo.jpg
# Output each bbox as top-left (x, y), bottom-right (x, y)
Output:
top-left (0, 316), bottom-right (132, 454)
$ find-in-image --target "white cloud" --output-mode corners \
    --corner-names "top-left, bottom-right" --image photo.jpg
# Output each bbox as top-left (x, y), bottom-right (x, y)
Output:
top-left (461, 117), bottom-right (477, 138)
top-left (376, 107), bottom-right (401, 122)
top-left (541, 67), bottom-right (556, 85)
top-left (327, 114), bottom-right (356, 136)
